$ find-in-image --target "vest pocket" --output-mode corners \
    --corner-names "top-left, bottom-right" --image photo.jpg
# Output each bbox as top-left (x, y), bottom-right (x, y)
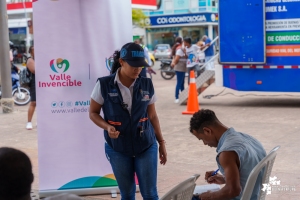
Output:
top-left (107, 117), bottom-right (126, 152)
top-left (107, 115), bottom-right (127, 134)
top-left (138, 121), bottom-right (155, 146)
top-left (137, 128), bottom-right (156, 154)
top-left (108, 120), bottom-right (122, 126)
top-left (137, 119), bottom-right (149, 138)
top-left (139, 118), bottom-right (148, 123)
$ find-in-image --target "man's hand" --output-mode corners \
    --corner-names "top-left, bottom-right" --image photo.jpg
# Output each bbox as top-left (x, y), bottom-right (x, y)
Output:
top-left (148, 67), bottom-right (156, 74)
top-left (159, 142), bottom-right (167, 165)
top-left (199, 191), bottom-right (213, 200)
top-left (205, 171), bottom-right (226, 184)
top-left (201, 151), bottom-right (241, 199)
top-left (171, 62), bottom-right (175, 68)
top-left (107, 126), bottom-right (120, 139)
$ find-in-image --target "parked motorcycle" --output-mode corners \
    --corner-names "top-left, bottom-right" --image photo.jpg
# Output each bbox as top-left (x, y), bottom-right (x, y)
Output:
top-left (146, 67), bottom-right (157, 80)
top-left (160, 59), bottom-right (175, 80)
top-left (0, 65), bottom-right (31, 105)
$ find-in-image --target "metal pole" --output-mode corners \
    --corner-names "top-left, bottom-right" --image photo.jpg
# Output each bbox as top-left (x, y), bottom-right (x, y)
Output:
top-left (22, 0), bottom-right (29, 53)
top-left (0, 0), bottom-right (14, 113)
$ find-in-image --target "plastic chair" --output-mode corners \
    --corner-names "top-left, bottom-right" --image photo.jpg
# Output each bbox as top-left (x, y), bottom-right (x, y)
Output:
top-left (240, 145), bottom-right (280, 200)
top-left (160, 174), bottom-right (200, 200)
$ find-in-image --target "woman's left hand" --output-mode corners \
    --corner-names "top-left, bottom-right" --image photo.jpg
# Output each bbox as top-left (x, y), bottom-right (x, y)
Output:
top-left (159, 142), bottom-right (167, 165)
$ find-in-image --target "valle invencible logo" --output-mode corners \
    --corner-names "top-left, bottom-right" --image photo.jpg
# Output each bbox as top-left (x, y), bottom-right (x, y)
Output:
top-left (38, 58), bottom-right (82, 88)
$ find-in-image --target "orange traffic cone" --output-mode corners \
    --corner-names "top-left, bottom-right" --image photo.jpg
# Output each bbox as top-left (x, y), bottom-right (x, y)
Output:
top-left (182, 70), bottom-right (199, 115)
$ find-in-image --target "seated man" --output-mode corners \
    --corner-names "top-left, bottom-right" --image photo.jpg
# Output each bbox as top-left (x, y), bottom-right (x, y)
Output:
top-left (0, 147), bottom-right (82, 200)
top-left (0, 147), bottom-right (34, 200)
top-left (189, 109), bottom-right (266, 200)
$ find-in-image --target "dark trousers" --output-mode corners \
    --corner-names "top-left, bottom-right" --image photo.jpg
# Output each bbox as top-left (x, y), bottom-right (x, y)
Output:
top-left (187, 65), bottom-right (201, 85)
top-left (175, 71), bottom-right (185, 99)
top-left (105, 143), bottom-right (159, 200)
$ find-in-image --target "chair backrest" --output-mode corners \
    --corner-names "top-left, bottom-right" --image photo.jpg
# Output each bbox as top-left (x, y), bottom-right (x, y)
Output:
top-left (160, 174), bottom-right (200, 200)
top-left (241, 145), bottom-right (280, 200)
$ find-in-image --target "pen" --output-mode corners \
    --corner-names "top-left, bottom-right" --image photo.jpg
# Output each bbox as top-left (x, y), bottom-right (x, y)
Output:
top-left (211, 168), bottom-right (219, 176)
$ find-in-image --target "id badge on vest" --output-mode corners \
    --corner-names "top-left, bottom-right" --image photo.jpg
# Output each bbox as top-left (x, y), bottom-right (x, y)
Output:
top-left (140, 89), bottom-right (151, 102)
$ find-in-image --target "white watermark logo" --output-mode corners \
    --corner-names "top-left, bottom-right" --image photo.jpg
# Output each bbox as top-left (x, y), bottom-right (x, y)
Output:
top-left (262, 176), bottom-right (296, 195)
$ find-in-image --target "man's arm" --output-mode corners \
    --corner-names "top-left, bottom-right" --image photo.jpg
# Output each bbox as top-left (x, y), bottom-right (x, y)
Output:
top-left (27, 58), bottom-right (35, 74)
top-left (200, 39), bottom-right (212, 51)
top-left (206, 43), bottom-right (211, 47)
top-left (205, 39), bottom-right (212, 47)
top-left (9, 50), bottom-right (13, 61)
top-left (171, 55), bottom-right (180, 67)
top-left (144, 47), bottom-right (151, 65)
top-left (199, 151), bottom-right (242, 200)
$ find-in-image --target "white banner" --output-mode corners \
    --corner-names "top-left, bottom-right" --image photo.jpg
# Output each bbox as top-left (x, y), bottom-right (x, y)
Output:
top-left (34, 0), bottom-right (132, 196)
top-left (266, 18), bottom-right (300, 31)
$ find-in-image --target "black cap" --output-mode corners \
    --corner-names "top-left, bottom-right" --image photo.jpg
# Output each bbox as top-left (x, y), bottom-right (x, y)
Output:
top-left (120, 42), bottom-right (150, 68)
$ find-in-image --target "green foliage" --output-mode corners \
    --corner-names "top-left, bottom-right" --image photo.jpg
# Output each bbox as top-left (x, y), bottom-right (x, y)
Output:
top-left (132, 9), bottom-right (149, 28)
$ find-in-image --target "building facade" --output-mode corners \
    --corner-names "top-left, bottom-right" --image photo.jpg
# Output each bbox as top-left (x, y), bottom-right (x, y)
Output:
top-left (144, 0), bottom-right (218, 50)
top-left (6, 0), bottom-right (33, 54)
top-left (6, 0), bottom-right (218, 52)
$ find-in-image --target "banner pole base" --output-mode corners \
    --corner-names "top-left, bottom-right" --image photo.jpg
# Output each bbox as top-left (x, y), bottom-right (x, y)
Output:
top-left (39, 186), bottom-right (140, 198)
top-left (111, 190), bottom-right (118, 198)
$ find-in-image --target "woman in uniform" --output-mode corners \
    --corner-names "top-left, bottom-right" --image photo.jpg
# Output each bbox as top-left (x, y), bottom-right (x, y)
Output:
top-left (89, 42), bottom-right (167, 200)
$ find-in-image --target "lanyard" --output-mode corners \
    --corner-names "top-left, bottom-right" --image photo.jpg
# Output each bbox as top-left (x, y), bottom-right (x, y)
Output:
top-left (114, 82), bottom-right (128, 111)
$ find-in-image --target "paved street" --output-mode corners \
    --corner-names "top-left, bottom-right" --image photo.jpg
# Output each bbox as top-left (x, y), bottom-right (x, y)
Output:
top-left (1, 61), bottom-right (300, 199)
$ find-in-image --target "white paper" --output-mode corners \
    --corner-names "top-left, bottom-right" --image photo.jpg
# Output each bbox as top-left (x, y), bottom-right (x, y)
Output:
top-left (193, 184), bottom-right (221, 195)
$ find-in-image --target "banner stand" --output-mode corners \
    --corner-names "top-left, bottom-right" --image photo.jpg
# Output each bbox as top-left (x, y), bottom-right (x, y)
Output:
top-left (39, 187), bottom-right (140, 198)
top-left (39, 187), bottom-right (118, 198)
top-left (34, 0), bottom-right (136, 197)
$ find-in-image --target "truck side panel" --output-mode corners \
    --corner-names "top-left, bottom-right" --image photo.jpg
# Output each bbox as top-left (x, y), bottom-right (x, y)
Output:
top-left (220, 1), bottom-right (300, 92)
top-left (223, 67), bottom-right (300, 92)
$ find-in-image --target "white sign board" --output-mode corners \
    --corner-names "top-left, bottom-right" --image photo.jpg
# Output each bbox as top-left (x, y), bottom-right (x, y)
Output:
top-left (34, 0), bottom-right (132, 196)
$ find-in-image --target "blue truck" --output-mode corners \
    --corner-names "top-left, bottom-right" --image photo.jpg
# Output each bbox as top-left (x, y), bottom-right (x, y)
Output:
top-left (219, 0), bottom-right (300, 92)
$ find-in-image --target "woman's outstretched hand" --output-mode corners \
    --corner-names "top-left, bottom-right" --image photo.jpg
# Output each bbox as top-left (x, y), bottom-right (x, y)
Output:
top-left (107, 126), bottom-right (120, 139)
